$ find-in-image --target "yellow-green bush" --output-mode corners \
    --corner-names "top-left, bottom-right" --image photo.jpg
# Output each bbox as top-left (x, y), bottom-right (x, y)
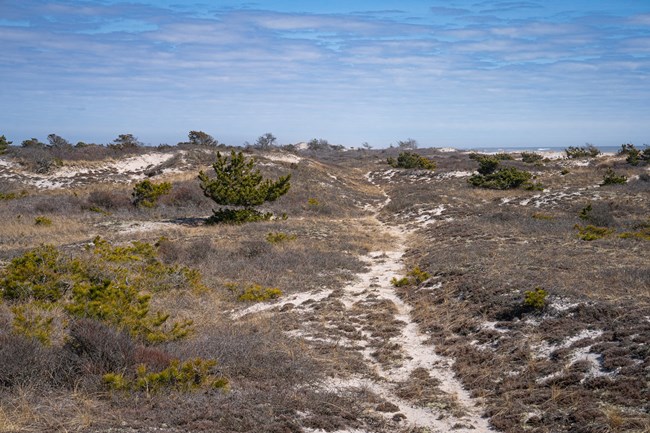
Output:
top-left (523, 288), bottom-right (548, 310)
top-left (391, 266), bottom-right (431, 287)
top-left (266, 232), bottom-right (297, 244)
top-left (132, 179), bottom-right (172, 208)
top-left (103, 358), bottom-right (228, 394)
top-left (236, 284), bottom-right (283, 302)
top-left (575, 224), bottom-right (614, 241)
top-left (0, 238), bottom-right (201, 344)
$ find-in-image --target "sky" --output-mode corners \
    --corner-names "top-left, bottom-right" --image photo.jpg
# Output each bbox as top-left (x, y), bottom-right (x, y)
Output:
top-left (1, 1), bottom-right (649, 149)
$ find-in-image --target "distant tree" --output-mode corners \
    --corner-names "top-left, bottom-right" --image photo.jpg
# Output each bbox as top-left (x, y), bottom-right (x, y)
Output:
top-left (198, 150), bottom-right (291, 224)
top-left (397, 138), bottom-right (418, 150)
top-left (565, 144), bottom-right (601, 159)
top-left (0, 135), bottom-right (12, 154)
top-left (254, 133), bottom-right (277, 149)
top-left (361, 142), bottom-right (372, 150)
top-left (188, 130), bottom-right (218, 147)
top-left (21, 138), bottom-right (45, 148)
top-left (307, 138), bottom-right (328, 151)
top-left (109, 134), bottom-right (141, 150)
top-left (47, 134), bottom-right (71, 148)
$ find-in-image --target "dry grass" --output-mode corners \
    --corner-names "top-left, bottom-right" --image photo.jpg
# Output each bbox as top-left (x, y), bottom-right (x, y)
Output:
top-left (1, 147), bottom-right (647, 432)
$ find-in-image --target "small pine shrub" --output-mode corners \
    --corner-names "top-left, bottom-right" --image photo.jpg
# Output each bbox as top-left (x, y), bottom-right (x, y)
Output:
top-left (565, 144), bottom-right (601, 158)
top-left (104, 358), bottom-right (227, 394)
top-left (11, 305), bottom-right (54, 345)
top-left (390, 277), bottom-right (410, 287)
top-left (34, 216), bottom-right (52, 226)
top-left (468, 166), bottom-right (532, 190)
top-left (601, 168), bottom-right (627, 186)
top-left (521, 152), bottom-right (544, 163)
top-left (307, 198), bottom-right (320, 207)
top-left (132, 180), bottom-right (172, 208)
top-left (493, 152), bottom-right (514, 160)
top-left (266, 232), bottom-right (297, 244)
top-left (523, 288), bottom-right (547, 310)
top-left (237, 284), bottom-right (283, 302)
top-left (575, 224), bottom-right (615, 241)
top-left (387, 152), bottom-right (436, 170)
top-left (0, 239), bottom-right (200, 344)
top-left (391, 266), bottom-right (431, 287)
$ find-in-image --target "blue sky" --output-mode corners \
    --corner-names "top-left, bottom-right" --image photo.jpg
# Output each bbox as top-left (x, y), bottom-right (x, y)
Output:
top-left (1, 1), bottom-right (649, 148)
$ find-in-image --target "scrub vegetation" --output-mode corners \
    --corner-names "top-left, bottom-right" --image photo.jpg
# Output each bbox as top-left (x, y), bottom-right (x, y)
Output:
top-left (0, 139), bottom-right (648, 433)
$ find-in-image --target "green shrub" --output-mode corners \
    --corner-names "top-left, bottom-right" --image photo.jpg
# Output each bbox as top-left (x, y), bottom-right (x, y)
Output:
top-left (34, 216), bottom-right (52, 226)
top-left (387, 152), bottom-right (436, 170)
top-left (521, 152), bottom-right (544, 163)
top-left (391, 266), bottom-right (431, 287)
top-left (0, 239), bottom-right (200, 344)
top-left (474, 156), bottom-right (500, 175)
top-left (236, 284), bottom-right (283, 302)
top-left (104, 358), bottom-right (228, 394)
top-left (523, 288), bottom-right (547, 310)
top-left (575, 224), bottom-right (614, 241)
top-left (390, 277), bottom-right (410, 287)
top-left (468, 167), bottom-right (532, 190)
top-left (199, 150), bottom-right (291, 224)
top-left (565, 144), bottom-right (601, 158)
top-left (11, 305), bottom-right (55, 345)
top-left (132, 180), bottom-right (172, 208)
top-left (601, 168), bottom-right (627, 186)
top-left (493, 152), bottom-right (514, 160)
top-left (266, 232), bottom-right (297, 244)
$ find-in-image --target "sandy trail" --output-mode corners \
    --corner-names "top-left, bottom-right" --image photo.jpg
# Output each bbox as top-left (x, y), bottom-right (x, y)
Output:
top-left (234, 171), bottom-right (492, 432)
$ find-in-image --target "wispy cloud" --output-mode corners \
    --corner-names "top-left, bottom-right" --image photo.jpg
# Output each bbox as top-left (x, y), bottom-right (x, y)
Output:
top-left (0, 0), bottom-right (648, 147)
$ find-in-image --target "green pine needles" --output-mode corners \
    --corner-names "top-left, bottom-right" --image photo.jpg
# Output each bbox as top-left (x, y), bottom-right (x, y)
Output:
top-left (198, 150), bottom-right (291, 224)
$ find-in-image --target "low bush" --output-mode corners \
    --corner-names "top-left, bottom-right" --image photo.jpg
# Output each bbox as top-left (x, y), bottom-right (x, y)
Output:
top-left (468, 166), bottom-right (532, 189)
top-left (601, 168), bottom-right (627, 186)
top-left (132, 179), bottom-right (172, 208)
top-left (266, 232), bottom-right (297, 244)
top-left (387, 152), bottom-right (436, 170)
top-left (234, 284), bottom-right (283, 302)
top-left (103, 358), bottom-right (228, 394)
top-left (391, 266), bottom-right (431, 287)
top-left (521, 152), bottom-right (544, 163)
top-left (575, 224), bottom-right (615, 241)
top-left (87, 189), bottom-right (131, 210)
top-left (565, 144), bottom-right (601, 158)
top-left (523, 288), bottom-right (548, 310)
top-left (0, 238), bottom-right (201, 344)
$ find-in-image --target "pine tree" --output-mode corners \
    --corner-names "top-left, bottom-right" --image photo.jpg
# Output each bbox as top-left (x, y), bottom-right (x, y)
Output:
top-left (198, 150), bottom-right (291, 223)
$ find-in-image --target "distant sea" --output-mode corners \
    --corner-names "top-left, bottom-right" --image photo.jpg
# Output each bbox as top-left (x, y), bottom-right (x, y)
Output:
top-left (461, 145), bottom-right (623, 154)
